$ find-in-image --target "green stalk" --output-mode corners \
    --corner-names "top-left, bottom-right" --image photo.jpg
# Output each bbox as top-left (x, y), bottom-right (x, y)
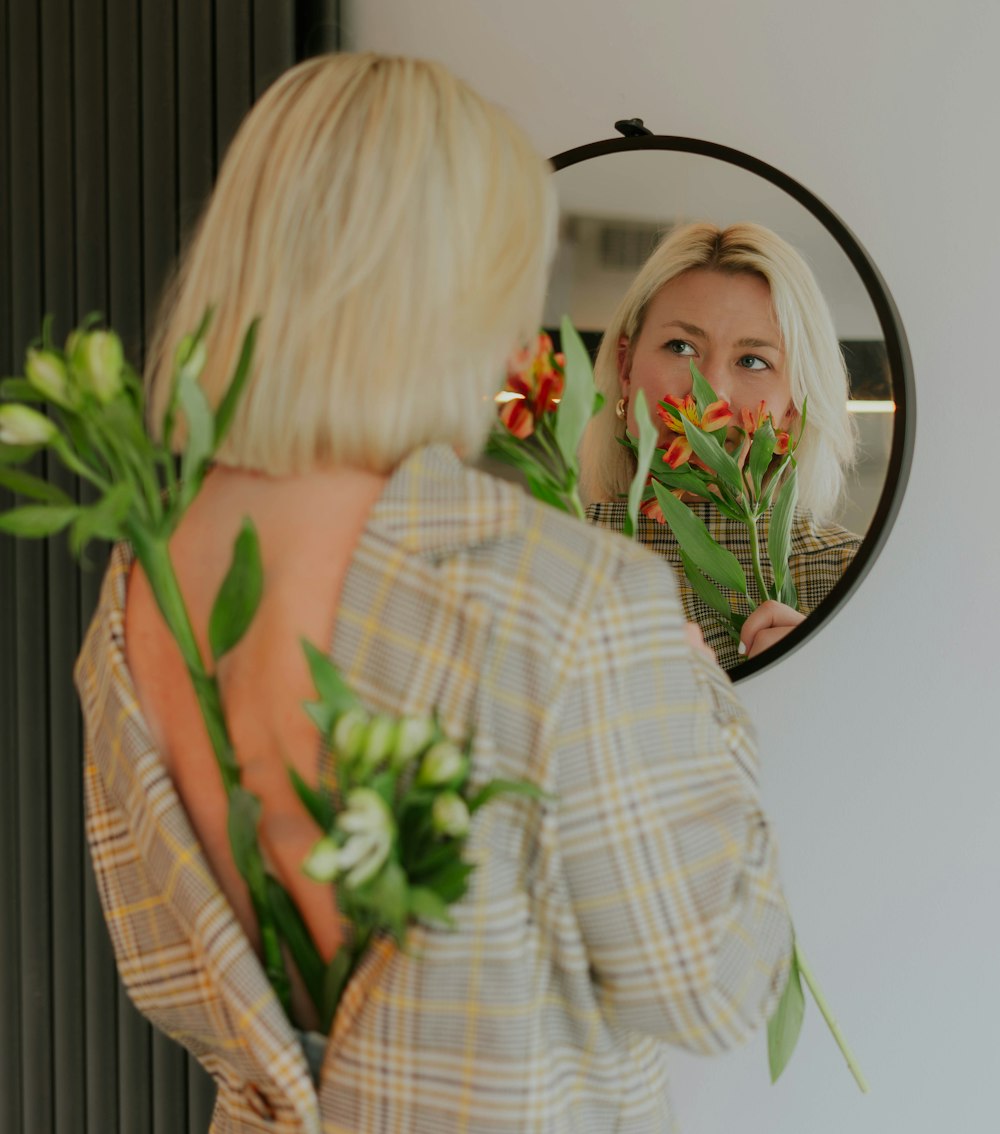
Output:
top-left (796, 944), bottom-right (870, 1093)
top-left (126, 524), bottom-right (293, 1015)
top-left (745, 514), bottom-right (770, 607)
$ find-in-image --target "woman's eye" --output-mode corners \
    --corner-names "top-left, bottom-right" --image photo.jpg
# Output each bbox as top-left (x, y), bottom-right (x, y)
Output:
top-left (665, 340), bottom-right (696, 356)
top-left (737, 354), bottom-right (769, 371)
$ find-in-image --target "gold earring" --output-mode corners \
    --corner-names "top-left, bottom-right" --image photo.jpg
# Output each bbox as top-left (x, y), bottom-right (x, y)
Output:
top-left (615, 397), bottom-right (627, 420)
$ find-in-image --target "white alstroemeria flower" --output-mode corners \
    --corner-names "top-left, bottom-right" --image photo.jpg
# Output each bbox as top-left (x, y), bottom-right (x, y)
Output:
top-left (332, 707), bottom-right (369, 762)
top-left (0, 404), bottom-right (58, 447)
top-left (337, 788), bottom-right (393, 887)
top-left (432, 792), bottom-right (470, 838)
top-left (72, 330), bottom-right (124, 403)
top-left (25, 349), bottom-right (76, 408)
top-left (417, 741), bottom-right (467, 787)
top-left (392, 716), bottom-right (437, 768)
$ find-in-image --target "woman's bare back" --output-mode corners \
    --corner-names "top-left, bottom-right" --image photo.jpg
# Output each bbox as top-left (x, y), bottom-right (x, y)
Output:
top-left (124, 464), bottom-right (388, 1027)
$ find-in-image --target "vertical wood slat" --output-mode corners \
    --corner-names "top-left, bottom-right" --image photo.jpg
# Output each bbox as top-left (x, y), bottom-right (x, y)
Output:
top-left (0, 0), bottom-right (24, 1120)
top-left (39, 0), bottom-right (89, 1129)
top-left (2, 5), bottom-right (327, 1129)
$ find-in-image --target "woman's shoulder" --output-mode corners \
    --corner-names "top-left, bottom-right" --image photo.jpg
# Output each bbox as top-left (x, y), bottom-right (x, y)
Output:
top-left (789, 508), bottom-right (863, 558)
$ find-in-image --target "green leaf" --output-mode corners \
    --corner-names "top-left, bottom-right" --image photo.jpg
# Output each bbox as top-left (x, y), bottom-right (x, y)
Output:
top-left (301, 638), bottom-right (359, 719)
top-left (69, 482), bottom-right (134, 557)
top-left (208, 519), bottom-right (263, 661)
top-left (288, 765), bottom-right (335, 831)
top-left (689, 362), bottom-right (720, 416)
top-left (409, 885), bottom-right (455, 928)
top-left (0, 503), bottom-right (81, 537)
top-left (176, 368), bottom-right (216, 502)
top-left (651, 482), bottom-right (749, 595)
top-left (747, 419), bottom-right (777, 497)
top-left (553, 316), bottom-right (597, 471)
top-left (415, 857), bottom-right (476, 904)
top-left (624, 390), bottom-right (658, 539)
top-left (679, 550), bottom-right (734, 621)
top-left (214, 319), bottom-right (259, 447)
top-left (1, 378), bottom-right (47, 403)
top-left (768, 945), bottom-right (806, 1083)
top-left (265, 875), bottom-right (326, 1009)
top-left (227, 786), bottom-right (263, 879)
top-left (0, 467), bottom-right (73, 505)
top-left (778, 574), bottom-right (798, 610)
top-left (364, 859), bottom-right (409, 941)
top-left (681, 417), bottom-right (745, 497)
top-left (767, 468), bottom-right (798, 599)
top-left (468, 778), bottom-right (551, 813)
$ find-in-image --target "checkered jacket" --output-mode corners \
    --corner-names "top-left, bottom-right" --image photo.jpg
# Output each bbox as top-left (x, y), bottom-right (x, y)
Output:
top-left (76, 446), bottom-right (791, 1133)
top-left (587, 500), bottom-right (861, 671)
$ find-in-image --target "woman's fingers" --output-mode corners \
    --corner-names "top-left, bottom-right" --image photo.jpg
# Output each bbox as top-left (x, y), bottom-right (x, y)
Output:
top-left (739, 600), bottom-right (805, 660)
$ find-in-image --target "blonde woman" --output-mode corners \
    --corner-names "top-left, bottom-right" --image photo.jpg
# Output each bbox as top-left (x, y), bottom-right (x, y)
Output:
top-left (76, 56), bottom-right (790, 1131)
top-left (581, 221), bottom-right (861, 669)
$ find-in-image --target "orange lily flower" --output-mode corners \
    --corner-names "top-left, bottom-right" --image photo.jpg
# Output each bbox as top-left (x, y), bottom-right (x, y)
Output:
top-left (773, 429), bottom-right (792, 456)
top-left (657, 393), bottom-right (733, 435)
top-left (740, 400), bottom-right (770, 434)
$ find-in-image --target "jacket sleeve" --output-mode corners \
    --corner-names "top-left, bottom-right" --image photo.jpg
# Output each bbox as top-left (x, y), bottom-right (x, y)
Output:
top-left (550, 549), bottom-right (792, 1054)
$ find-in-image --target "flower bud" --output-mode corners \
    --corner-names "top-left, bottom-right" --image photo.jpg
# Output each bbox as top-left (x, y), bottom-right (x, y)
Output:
top-left (302, 836), bottom-right (341, 883)
top-left (72, 330), bottom-right (124, 403)
top-left (432, 792), bottom-right (470, 838)
top-left (337, 788), bottom-right (394, 887)
top-left (392, 716), bottom-right (437, 769)
top-left (417, 741), bottom-right (467, 788)
top-left (0, 405), bottom-right (58, 447)
top-left (339, 788), bottom-right (393, 839)
top-left (25, 348), bottom-right (76, 408)
top-left (332, 707), bottom-right (369, 762)
top-left (358, 715), bottom-right (396, 774)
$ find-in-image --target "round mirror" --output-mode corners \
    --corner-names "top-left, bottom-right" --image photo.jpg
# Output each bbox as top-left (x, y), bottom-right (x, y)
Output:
top-left (548, 133), bottom-right (915, 680)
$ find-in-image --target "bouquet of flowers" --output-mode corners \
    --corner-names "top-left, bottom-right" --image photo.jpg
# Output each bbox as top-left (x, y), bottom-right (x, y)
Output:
top-left (625, 362), bottom-right (803, 646)
top-left (489, 323), bottom-right (867, 1092)
top-left (0, 314), bottom-right (543, 1033)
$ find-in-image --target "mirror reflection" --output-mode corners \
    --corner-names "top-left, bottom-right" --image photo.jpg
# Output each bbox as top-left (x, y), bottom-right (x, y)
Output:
top-left (546, 150), bottom-right (897, 672)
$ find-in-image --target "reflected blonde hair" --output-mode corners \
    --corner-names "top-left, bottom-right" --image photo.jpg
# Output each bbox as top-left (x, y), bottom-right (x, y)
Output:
top-left (579, 221), bottom-right (856, 518)
top-left (146, 53), bottom-right (556, 474)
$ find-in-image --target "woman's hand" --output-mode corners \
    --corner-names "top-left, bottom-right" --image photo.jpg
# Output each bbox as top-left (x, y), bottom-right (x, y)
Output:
top-left (738, 600), bottom-right (805, 660)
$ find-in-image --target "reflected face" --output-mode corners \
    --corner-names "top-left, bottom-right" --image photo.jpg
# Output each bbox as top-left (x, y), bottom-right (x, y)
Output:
top-left (620, 269), bottom-right (796, 441)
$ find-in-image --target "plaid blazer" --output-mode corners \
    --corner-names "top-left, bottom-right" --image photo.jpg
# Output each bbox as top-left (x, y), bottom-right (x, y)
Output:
top-left (76, 446), bottom-right (791, 1133)
top-left (587, 500), bottom-right (861, 671)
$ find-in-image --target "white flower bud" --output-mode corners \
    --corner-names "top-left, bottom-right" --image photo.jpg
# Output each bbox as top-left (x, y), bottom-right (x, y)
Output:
top-left (339, 788), bottom-right (393, 839)
top-left (25, 349), bottom-right (76, 408)
top-left (417, 741), bottom-right (467, 787)
top-left (332, 707), bottom-right (369, 762)
top-left (337, 790), bottom-right (394, 888)
top-left (0, 404), bottom-right (58, 447)
top-left (432, 792), bottom-right (470, 838)
top-left (358, 715), bottom-right (396, 774)
top-left (392, 716), bottom-right (437, 768)
top-left (72, 331), bottom-right (124, 403)
top-left (302, 836), bottom-right (341, 883)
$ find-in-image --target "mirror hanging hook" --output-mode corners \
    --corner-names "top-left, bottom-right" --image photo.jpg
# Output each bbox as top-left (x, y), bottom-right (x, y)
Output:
top-left (614, 118), bottom-right (654, 138)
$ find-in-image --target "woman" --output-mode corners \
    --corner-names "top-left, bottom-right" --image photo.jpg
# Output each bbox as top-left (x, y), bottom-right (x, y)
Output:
top-left (580, 222), bottom-right (861, 670)
top-left (75, 56), bottom-right (790, 1131)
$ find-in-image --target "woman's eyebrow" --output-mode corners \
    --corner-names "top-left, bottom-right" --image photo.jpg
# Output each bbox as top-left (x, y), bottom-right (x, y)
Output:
top-left (659, 320), bottom-right (707, 337)
top-left (735, 336), bottom-right (780, 350)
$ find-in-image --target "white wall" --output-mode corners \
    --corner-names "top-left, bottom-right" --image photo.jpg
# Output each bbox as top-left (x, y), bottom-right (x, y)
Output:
top-left (353, 4), bottom-right (999, 1132)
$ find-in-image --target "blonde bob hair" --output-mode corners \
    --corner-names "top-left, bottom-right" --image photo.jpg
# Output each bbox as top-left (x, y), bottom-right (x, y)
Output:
top-left (146, 53), bottom-right (556, 474)
top-left (580, 221), bottom-right (857, 518)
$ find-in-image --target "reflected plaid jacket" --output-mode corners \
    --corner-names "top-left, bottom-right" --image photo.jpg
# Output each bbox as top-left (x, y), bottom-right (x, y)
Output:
top-left (587, 500), bottom-right (861, 671)
top-left (76, 446), bottom-right (791, 1133)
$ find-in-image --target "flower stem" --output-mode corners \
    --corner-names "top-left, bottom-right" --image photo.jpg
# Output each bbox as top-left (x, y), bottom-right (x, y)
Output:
top-left (796, 943), bottom-right (869, 1093)
top-left (746, 515), bottom-right (770, 607)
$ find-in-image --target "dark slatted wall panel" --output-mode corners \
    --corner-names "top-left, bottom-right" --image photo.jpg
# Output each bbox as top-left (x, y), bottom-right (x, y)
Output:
top-left (0, 4), bottom-right (342, 1131)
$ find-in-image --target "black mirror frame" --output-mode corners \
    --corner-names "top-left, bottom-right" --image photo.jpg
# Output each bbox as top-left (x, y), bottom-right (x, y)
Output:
top-left (549, 133), bottom-right (916, 681)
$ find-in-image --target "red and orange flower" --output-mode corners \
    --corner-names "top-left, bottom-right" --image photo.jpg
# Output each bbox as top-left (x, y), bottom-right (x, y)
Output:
top-left (655, 393), bottom-right (733, 469)
top-left (498, 332), bottom-right (565, 440)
